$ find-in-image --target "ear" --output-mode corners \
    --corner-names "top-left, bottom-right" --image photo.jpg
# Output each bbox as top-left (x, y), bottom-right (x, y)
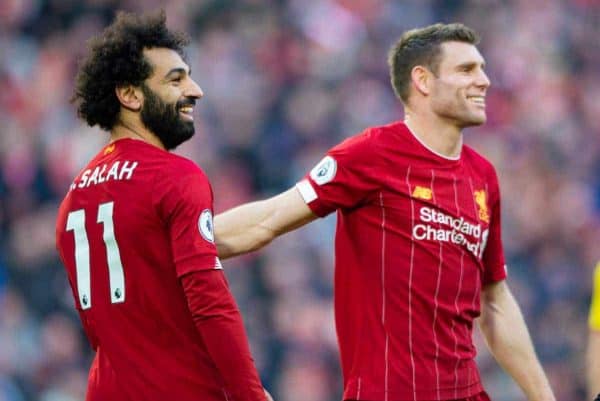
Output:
top-left (410, 65), bottom-right (432, 97)
top-left (115, 85), bottom-right (143, 111)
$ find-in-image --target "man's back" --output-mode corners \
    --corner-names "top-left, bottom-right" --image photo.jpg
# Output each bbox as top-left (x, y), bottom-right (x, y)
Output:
top-left (56, 139), bottom-right (227, 401)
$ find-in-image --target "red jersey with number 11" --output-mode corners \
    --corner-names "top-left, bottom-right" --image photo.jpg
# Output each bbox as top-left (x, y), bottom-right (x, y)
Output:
top-left (296, 121), bottom-right (507, 401)
top-left (56, 138), bottom-right (261, 401)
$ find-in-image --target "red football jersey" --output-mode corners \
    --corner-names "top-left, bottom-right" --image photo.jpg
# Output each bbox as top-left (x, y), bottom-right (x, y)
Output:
top-left (296, 121), bottom-right (507, 401)
top-left (56, 139), bottom-right (259, 401)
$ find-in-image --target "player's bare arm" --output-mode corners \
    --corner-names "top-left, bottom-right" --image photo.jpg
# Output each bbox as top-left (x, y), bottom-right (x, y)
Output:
top-left (214, 187), bottom-right (317, 259)
top-left (478, 280), bottom-right (556, 401)
top-left (588, 330), bottom-right (600, 399)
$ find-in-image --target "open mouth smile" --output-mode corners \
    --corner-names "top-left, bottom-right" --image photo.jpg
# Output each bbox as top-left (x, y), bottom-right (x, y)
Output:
top-left (178, 105), bottom-right (194, 120)
top-left (467, 95), bottom-right (485, 107)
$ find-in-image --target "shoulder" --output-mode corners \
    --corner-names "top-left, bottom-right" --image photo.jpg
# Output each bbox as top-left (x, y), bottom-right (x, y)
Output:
top-left (332, 122), bottom-right (402, 156)
top-left (157, 153), bottom-right (209, 185)
top-left (115, 139), bottom-right (208, 183)
top-left (463, 145), bottom-right (498, 179)
top-left (151, 153), bottom-right (212, 211)
top-left (462, 145), bottom-right (503, 206)
top-left (152, 154), bottom-right (213, 215)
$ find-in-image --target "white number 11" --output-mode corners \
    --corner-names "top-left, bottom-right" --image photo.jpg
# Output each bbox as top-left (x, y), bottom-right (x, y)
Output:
top-left (66, 201), bottom-right (125, 310)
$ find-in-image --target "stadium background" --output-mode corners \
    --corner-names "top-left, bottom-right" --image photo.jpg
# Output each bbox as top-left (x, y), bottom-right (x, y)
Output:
top-left (1, 0), bottom-right (599, 400)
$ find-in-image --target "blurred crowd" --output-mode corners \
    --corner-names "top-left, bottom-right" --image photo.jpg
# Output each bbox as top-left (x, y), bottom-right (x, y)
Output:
top-left (1, 0), bottom-right (599, 400)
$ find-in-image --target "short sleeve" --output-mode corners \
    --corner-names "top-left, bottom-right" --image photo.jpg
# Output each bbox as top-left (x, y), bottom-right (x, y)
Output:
top-left (481, 168), bottom-right (507, 285)
top-left (590, 263), bottom-right (600, 330)
top-left (296, 130), bottom-right (381, 217)
top-left (154, 161), bottom-right (221, 277)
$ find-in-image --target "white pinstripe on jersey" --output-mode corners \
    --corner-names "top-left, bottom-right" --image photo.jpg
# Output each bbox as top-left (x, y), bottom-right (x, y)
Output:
top-left (405, 166), bottom-right (418, 401)
top-left (467, 177), bottom-right (481, 387)
top-left (379, 191), bottom-right (389, 401)
top-left (430, 169), bottom-right (442, 400)
top-left (452, 174), bottom-right (465, 398)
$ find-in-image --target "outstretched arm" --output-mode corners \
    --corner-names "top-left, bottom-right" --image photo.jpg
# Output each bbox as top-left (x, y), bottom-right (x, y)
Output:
top-left (214, 187), bottom-right (318, 259)
top-left (588, 330), bottom-right (600, 400)
top-left (478, 280), bottom-right (555, 401)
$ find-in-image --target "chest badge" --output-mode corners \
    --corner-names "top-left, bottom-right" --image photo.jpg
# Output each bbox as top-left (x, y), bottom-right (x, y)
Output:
top-left (412, 185), bottom-right (433, 201)
top-left (103, 143), bottom-right (116, 155)
top-left (474, 190), bottom-right (490, 223)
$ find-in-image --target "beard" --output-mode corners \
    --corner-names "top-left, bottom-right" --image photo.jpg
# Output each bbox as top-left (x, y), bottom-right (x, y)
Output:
top-left (140, 84), bottom-right (195, 150)
top-left (431, 95), bottom-right (486, 129)
top-left (429, 79), bottom-right (487, 129)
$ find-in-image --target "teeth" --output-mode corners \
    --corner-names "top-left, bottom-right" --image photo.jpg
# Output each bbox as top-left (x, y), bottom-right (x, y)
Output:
top-left (468, 96), bottom-right (485, 104)
top-left (179, 106), bottom-right (193, 113)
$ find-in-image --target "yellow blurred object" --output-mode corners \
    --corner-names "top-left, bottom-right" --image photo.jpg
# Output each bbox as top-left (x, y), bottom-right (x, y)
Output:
top-left (590, 263), bottom-right (600, 331)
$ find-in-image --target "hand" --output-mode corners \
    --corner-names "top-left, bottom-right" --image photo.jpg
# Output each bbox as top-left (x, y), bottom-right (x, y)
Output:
top-left (264, 388), bottom-right (274, 401)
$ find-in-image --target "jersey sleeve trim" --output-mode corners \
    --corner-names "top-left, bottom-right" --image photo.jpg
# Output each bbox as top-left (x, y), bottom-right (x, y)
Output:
top-left (176, 255), bottom-right (223, 278)
top-left (296, 179), bottom-right (318, 203)
top-left (483, 263), bottom-right (507, 285)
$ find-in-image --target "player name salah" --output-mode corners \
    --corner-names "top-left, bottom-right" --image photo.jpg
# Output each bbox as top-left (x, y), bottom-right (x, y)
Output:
top-left (70, 161), bottom-right (138, 190)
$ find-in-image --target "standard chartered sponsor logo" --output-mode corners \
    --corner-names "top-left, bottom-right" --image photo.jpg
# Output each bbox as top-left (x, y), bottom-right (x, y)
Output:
top-left (412, 206), bottom-right (488, 258)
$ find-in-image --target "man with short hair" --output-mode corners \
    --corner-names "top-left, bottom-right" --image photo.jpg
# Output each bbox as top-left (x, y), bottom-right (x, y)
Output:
top-left (56, 11), bottom-right (268, 401)
top-left (215, 23), bottom-right (555, 401)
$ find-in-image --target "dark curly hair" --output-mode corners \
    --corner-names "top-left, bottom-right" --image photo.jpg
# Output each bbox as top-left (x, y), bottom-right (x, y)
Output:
top-left (388, 23), bottom-right (479, 104)
top-left (72, 10), bottom-right (190, 131)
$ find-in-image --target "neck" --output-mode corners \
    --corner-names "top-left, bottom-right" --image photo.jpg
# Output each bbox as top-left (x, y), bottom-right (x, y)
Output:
top-left (110, 118), bottom-right (165, 150)
top-left (403, 109), bottom-right (463, 159)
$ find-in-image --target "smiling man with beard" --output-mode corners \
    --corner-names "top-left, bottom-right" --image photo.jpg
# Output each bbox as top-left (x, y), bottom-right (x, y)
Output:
top-left (55, 11), bottom-right (270, 401)
top-left (139, 78), bottom-right (196, 150)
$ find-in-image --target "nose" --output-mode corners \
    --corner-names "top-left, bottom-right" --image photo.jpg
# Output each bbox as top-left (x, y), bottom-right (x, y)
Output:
top-left (185, 78), bottom-right (204, 99)
top-left (476, 69), bottom-right (491, 89)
